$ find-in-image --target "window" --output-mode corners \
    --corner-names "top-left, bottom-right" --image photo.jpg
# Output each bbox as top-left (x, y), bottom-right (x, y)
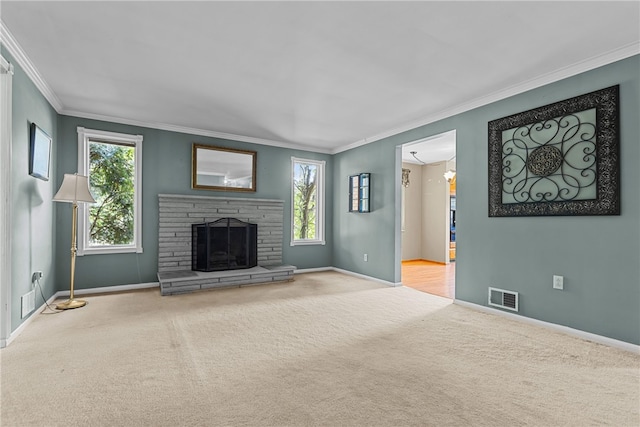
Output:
top-left (291, 157), bottom-right (325, 246)
top-left (77, 127), bottom-right (143, 255)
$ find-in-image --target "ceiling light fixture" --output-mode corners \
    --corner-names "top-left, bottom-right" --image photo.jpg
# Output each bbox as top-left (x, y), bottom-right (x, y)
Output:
top-left (410, 151), bottom-right (425, 165)
top-left (443, 154), bottom-right (456, 183)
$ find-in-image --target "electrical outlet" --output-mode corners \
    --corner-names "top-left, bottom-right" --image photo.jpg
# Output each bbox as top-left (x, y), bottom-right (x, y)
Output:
top-left (32, 271), bottom-right (43, 283)
top-left (553, 275), bottom-right (564, 290)
top-left (364, 254), bottom-right (368, 262)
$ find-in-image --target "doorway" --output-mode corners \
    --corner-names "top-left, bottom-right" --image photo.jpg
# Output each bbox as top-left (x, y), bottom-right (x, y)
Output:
top-left (399, 130), bottom-right (456, 299)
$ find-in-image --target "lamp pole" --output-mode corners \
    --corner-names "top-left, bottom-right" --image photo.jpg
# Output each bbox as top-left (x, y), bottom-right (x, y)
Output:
top-left (56, 200), bottom-right (86, 310)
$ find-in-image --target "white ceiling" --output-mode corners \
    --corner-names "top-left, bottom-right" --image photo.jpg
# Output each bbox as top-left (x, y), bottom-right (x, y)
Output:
top-left (1, 1), bottom-right (638, 156)
top-left (402, 130), bottom-right (456, 166)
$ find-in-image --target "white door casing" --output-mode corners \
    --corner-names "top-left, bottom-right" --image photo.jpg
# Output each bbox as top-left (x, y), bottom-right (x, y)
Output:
top-left (0, 54), bottom-right (14, 347)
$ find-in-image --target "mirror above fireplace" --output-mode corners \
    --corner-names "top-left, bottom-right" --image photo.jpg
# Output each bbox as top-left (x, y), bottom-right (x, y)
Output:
top-left (192, 144), bottom-right (257, 192)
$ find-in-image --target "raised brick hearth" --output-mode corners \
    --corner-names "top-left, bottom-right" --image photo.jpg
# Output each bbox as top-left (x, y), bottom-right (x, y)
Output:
top-left (157, 194), bottom-right (295, 295)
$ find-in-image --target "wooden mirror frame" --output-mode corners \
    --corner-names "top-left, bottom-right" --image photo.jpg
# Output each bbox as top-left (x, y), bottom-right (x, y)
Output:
top-left (191, 144), bottom-right (257, 192)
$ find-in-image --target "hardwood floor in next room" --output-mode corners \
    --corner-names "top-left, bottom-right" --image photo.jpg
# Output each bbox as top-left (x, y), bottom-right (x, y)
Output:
top-left (401, 260), bottom-right (455, 299)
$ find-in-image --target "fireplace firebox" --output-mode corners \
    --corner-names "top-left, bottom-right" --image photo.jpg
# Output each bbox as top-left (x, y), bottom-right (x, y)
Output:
top-left (192, 218), bottom-right (257, 272)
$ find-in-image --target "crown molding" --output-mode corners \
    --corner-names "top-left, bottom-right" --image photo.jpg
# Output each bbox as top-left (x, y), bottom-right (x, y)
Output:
top-left (61, 108), bottom-right (332, 154)
top-left (3, 15), bottom-right (637, 156)
top-left (0, 21), bottom-right (63, 112)
top-left (0, 19), bottom-right (329, 154)
top-left (333, 41), bottom-right (640, 154)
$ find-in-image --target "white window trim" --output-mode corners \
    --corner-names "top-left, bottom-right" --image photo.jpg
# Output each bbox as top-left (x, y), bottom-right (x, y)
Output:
top-left (291, 157), bottom-right (325, 246)
top-left (77, 127), bottom-right (143, 255)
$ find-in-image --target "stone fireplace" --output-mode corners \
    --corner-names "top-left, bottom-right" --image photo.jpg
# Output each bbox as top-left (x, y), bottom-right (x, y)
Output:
top-left (157, 194), bottom-right (294, 295)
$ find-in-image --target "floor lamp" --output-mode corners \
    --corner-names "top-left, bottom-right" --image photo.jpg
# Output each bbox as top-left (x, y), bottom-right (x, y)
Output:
top-left (53, 173), bottom-right (96, 310)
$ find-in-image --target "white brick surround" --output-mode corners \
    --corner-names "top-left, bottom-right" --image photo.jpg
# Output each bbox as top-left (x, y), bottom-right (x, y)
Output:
top-left (158, 194), bottom-right (284, 273)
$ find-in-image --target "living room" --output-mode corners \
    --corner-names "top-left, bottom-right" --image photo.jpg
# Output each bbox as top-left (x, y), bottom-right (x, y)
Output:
top-left (2, 0), bottom-right (639, 348)
top-left (0, 2), bottom-right (640, 425)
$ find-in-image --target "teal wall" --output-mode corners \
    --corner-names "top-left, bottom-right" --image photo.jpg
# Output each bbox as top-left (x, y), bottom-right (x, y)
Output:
top-left (3, 48), bottom-right (59, 332)
top-left (333, 138), bottom-right (401, 282)
top-left (55, 117), bottom-right (333, 291)
top-left (333, 55), bottom-right (640, 344)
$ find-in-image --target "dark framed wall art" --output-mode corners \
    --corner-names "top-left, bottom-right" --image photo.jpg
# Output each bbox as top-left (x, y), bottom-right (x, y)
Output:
top-left (488, 85), bottom-right (620, 217)
top-left (29, 122), bottom-right (52, 181)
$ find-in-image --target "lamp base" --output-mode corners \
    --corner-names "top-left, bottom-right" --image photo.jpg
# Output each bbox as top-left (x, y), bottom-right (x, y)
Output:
top-left (56, 299), bottom-right (87, 310)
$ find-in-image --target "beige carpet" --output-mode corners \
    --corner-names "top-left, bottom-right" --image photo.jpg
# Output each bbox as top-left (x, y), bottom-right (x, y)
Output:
top-left (1, 272), bottom-right (638, 426)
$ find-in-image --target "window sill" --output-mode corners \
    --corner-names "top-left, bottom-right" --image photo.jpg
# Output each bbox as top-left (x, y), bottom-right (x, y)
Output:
top-left (290, 240), bottom-right (326, 247)
top-left (78, 246), bottom-right (143, 256)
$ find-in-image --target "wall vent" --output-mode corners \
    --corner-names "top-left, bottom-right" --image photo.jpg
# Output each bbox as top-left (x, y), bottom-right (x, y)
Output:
top-left (488, 287), bottom-right (519, 312)
top-left (21, 290), bottom-right (35, 318)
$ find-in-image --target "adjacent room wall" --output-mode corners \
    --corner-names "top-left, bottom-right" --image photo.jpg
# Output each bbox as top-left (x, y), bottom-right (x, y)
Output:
top-left (333, 55), bottom-right (640, 345)
top-left (401, 162), bottom-right (422, 260)
top-left (420, 162), bottom-right (449, 264)
top-left (2, 48), bottom-right (58, 333)
top-left (402, 161), bottom-right (453, 264)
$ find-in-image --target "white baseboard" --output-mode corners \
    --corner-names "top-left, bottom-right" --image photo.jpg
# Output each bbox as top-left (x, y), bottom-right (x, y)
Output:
top-left (295, 267), bottom-right (333, 274)
top-left (330, 267), bottom-right (402, 287)
top-left (56, 281), bottom-right (159, 297)
top-left (454, 299), bottom-right (640, 354)
top-left (295, 266), bottom-right (401, 287)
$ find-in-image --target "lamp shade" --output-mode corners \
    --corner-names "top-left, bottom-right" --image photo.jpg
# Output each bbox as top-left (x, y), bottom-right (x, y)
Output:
top-left (53, 173), bottom-right (96, 204)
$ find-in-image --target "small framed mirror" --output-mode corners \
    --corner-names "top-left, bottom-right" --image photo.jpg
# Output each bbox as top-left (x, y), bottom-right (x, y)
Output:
top-left (192, 144), bottom-right (257, 192)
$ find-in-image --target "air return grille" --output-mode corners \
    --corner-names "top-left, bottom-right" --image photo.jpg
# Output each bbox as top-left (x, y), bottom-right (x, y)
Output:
top-left (488, 287), bottom-right (519, 312)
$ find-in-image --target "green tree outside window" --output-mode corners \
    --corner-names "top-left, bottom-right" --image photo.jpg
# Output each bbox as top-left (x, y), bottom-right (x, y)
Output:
top-left (293, 162), bottom-right (317, 240)
top-left (88, 141), bottom-right (135, 246)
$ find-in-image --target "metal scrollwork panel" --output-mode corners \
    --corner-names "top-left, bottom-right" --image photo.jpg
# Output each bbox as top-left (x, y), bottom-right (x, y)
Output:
top-left (488, 85), bottom-right (620, 217)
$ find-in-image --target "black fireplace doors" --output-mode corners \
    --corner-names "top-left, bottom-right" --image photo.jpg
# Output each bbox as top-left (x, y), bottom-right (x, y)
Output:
top-left (192, 218), bottom-right (257, 272)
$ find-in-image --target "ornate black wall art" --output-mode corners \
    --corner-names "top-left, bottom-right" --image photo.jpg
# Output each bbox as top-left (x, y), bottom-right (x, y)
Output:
top-left (488, 85), bottom-right (620, 217)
